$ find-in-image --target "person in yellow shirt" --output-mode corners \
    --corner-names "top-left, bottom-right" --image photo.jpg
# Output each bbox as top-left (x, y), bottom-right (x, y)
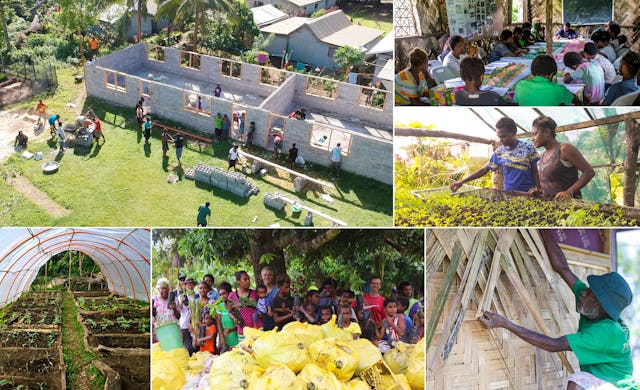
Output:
top-left (337, 304), bottom-right (361, 339)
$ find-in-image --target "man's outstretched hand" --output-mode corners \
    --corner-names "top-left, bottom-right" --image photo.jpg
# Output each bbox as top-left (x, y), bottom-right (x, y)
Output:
top-left (478, 311), bottom-right (507, 329)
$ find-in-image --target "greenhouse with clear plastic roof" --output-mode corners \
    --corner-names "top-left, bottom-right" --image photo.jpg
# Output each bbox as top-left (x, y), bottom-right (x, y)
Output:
top-left (0, 228), bottom-right (151, 390)
top-left (394, 107), bottom-right (640, 226)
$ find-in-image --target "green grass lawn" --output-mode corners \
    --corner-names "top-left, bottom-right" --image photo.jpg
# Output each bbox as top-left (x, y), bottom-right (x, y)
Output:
top-left (341, 2), bottom-right (393, 33)
top-left (0, 69), bottom-right (392, 227)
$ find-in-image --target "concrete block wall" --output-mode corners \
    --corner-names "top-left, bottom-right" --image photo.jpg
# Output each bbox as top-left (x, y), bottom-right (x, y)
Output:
top-left (293, 76), bottom-right (392, 129)
top-left (281, 118), bottom-right (393, 185)
top-left (84, 63), bottom-right (141, 110)
top-left (259, 73), bottom-right (297, 113)
top-left (93, 44), bottom-right (147, 73)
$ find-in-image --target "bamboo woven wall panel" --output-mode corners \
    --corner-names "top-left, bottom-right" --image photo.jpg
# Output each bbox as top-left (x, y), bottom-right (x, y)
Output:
top-left (426, 229), bottom-right (611, 390)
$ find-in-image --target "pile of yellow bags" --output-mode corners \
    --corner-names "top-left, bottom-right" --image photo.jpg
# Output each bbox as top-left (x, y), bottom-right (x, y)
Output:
top-left (151, 318), bottom-right (425, 390)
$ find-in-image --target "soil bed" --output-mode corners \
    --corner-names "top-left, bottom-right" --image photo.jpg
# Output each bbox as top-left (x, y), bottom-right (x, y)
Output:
top-left (100, 354), bottom-right (150, 390)
top-left (80, 312), bottom-right (149, 335)
top-left (0, 330), bottom-right (59, 348)
top-left (0, 348), bottom-right (65, 389)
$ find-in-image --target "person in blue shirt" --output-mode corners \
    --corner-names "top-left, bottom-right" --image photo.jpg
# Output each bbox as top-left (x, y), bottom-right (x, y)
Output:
top-left (48, 114), bottom-right (60, 137)
top-left (451, 117), bottom-right (540, 193)
top-left (602, 51), bottom-right (640, 105)
top-left (555, 22), bottom-right (578, 39)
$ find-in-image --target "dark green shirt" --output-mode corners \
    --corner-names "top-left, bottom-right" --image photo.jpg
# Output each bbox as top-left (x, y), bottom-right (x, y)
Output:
top-left (197, 205), bottom-right (211, 225)
top-left (566, 280), bottom-right (637, 389)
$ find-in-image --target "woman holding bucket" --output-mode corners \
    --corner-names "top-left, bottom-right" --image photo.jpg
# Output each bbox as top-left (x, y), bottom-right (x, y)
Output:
top-left (152, 278), bottom-right (180, 346)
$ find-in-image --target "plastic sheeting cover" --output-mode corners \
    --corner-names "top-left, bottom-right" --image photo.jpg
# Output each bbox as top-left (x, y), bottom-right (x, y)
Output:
top-left (0, 228), bottom-right (151, 308)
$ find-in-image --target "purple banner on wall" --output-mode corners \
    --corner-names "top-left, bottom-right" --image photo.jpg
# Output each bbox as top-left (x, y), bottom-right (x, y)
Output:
top-left (551, 229), bottom-right (605, 253)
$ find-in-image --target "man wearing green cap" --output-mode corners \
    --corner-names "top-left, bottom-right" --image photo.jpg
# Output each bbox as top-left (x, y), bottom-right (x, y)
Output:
top-left (480, 230), bottom-right (637, 390)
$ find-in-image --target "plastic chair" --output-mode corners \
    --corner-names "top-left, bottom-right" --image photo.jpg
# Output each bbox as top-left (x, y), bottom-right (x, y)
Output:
top-left (428, 59), bottom-right (443, 70)
top-left (612, 90), bottom-right (640, 106)
top-left (616, 47), bottom-right (629, 60)
top-left (430, 66), bottom-right (459, 84)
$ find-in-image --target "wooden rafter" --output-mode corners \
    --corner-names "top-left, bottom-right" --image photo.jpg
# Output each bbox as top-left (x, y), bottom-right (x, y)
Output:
top-left (394, 128), bottom-right (494, 144)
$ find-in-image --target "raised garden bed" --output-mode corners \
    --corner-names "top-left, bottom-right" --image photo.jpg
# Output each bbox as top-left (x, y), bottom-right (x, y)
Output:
top-left (80, 312), bottom-right (149, 335)
top-left (76, 296), bottom-right (148, 312)
top-left (0, 330), bottom-right (59, 348)
top-left (100, 354), bottom-right (149, 390)
top-left (398, 187), bottom-right (640, 227)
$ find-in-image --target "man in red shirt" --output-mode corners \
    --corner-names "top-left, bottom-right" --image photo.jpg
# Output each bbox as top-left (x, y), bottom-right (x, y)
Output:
top-left (363, 276), bottom-right (385, 324)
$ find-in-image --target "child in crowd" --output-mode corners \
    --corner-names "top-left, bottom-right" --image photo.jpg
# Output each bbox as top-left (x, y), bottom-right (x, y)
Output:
top-left (270, 275), bottom-right (295, 330)
top-left (583, 42), bottom-right (616, 89)
top-left (515, 55), bottom-right (576, 106)
top-left (563, 51), bottom-right (605, 104)
top-left (375, 297), bottom-right (405, 353)
top-left (215, 282), bottom-right (238, 352)
top-left (319, 305), bottom-right (333, 324)
top-left (455, 57), bottom-right (505, 106)
top-left (252, 283), bottom-right (273, 328)
top-left (300, 289), bottom-right (320, 324)
top-left (592, 32), bottom-right (616, 63)
top-left (602, 51), bottom-right (640, 105)
top-left (490, 30), bottom-right (522, 62)
top-left (197, 312), bottom-right (217, 354)
top-left (409, 310), bottom-right (425, 344)
top-left (337, 305), bottom-right (361, 340)
top-left (443, 35), bottom-right (466, 74)
top-left (338, 289), bottom-right (358, 321)
top-left (397, 297), bottom-right (412, 343)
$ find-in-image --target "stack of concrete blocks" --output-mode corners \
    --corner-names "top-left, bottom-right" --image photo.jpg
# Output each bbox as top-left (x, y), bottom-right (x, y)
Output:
top-left (263, 192), bottom-right (286, 211)
top-left (251, 160), bottom-right (262, 174)
top-left (193, 163), bottom-right (259, 198)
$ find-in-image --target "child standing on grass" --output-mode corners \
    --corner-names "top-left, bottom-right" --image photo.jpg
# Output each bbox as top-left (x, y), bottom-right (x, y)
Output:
top-left (197, 312), bottom-right (216, 354)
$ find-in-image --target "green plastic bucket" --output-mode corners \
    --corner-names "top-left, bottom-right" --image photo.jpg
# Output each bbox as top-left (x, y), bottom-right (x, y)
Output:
top-left (155, 322), bottom-right (182, 351)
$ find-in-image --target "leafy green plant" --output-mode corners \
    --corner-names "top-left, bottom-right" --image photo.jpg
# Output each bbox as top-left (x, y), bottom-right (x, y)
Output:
top-left (85, 318), bottom-right (97, 328)
top-left (116, 316), bottom-right (131, 330)
top-left (137, 320), bottom-right (150, 333)
top-left (100, 318), bottom-right (115, 331)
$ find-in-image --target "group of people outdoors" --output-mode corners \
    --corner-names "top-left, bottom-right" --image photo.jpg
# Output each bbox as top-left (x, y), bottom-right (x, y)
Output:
top-left (450, 115), bottom-right (594, 199)
top-left (152, 266), bottom-right (424, 356)
top-left (396, 19), bottom-right (640, 106)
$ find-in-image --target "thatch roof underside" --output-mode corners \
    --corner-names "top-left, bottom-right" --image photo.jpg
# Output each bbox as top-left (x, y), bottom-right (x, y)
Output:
top-left (426, 229), bottom-right (611, 389)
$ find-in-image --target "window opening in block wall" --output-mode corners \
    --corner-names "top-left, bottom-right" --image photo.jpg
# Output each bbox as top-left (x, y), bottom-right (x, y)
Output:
top-left (183, 92), bottom-right (212, 117)
top-left (304, 75), bottom-right (338, 99)
top-left (220, 59), bottom-right (242, 78)
top-left (148, 46), bottom-right (166, 62)
top-left (180, 51), bottom-right (201, 69)
top-left (309, 123), bottom-right (351, 156)
top-left (357, 86), bottom-right (387, 110)
top-left (260, 67), bottom-right (287, 86)
top-left (104, 70), bottom-right (127, 92)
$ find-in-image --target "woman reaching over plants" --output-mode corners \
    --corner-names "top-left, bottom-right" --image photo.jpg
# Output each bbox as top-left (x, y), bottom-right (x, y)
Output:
top-left (529, 116), bottom-right (595, 200)
top-left (227, 270), bottom-right (258, 338)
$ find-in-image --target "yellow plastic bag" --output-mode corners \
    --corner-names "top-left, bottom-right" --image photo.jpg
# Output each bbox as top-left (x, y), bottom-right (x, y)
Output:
top-left (394, 373), bottom-right (412, 390)
top-left (151, 349), bottom-right (188, 390)
top-left (252, 328), bottom-right (310, 373)
top-left (342, 379), bottom-right (371, 390)
top-left (210, 349), bottom-right (258, 390)
top-left (282, 320), bottom-right (324, 348)
top-left (383, 342), bottom-right (415, 374)
top-left (320, 315), bottom-right (355, 342)
top-left (308, 338), bottom-right (359, 382)
top-left (248, 363), bottom-right (297, 390)
top-left (346, 338), bottom-right (382, 375)
top-left (187, 351), bottom-right (213, 373)
top-left (406, 338), bottom-right (425, 390)
top-left (295, 363), bottom-right (342, 390)
top-left (239, 327), bottom-right (264, 350)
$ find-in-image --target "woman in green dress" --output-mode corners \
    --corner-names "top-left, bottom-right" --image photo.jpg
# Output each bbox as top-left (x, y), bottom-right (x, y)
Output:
top-left (213, 282), bottom-right (239, 351)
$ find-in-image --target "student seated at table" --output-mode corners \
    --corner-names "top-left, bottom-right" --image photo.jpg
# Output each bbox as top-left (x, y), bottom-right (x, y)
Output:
top-left (602, 51), bottom-right (640, 105)
top-left (582, 42), bottom-right (616, 89)
top-left (591, 32), bottom-right (616, 63)
top-left (454, 57), bottom-right (505, 106)
top-left (443, 35), bottom-right (466, 74)
top-left (608, 23), bottom-right (621, 51)
top-left (395, 48), bottom-right (431, 105)
top-left (554, 22), bottom-right (578, 39)
top-left (563, 51), bottom-right (605, 104)
top-left (514, 54), bottom-right (577, 106)
top-left (490, 30), bottom-right (522, 62)
top-left (512, 27), bottom-right (527, 49)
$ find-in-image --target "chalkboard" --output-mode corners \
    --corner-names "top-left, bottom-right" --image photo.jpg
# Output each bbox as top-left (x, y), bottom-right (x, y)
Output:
top-left (562, 0), bottom-right (613, 25)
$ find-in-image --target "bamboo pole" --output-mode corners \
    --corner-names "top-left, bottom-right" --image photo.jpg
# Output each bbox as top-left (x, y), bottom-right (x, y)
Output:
top-left (623, 118), bottom-right (640, 206)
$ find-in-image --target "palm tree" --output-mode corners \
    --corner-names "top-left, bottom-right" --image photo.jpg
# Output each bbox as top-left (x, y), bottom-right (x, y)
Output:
top-left (1, 0), bottom-right (12, 52)
top-left (156, 0), bottom-right (232, 52)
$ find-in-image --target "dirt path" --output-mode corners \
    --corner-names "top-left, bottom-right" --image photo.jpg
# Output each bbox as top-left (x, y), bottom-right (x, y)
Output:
top-left (9, 175), bottom-right (70, 218)
top-left (0, 108), bottom-right (51, 163)
top-left (61, 291), bottom-right (103, 390)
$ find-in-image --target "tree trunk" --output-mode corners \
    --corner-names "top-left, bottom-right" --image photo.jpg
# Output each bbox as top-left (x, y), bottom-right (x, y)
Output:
top-left (0, 2), bottom-right (10, 52)
top-left (193, 1), bottom-right (199, 52)
top-left (248, 230), bottom-right (286, 282)
top-left (623, 119), bottom-right (640, 206)
top-left (137, 3), bottom-right (142, 42)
